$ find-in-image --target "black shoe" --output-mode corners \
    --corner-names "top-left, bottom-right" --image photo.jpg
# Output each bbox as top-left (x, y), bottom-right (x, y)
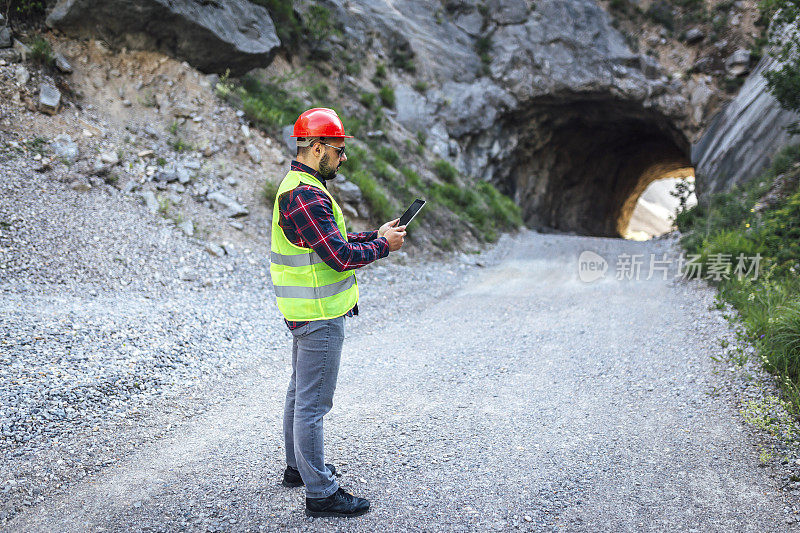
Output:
top-left (282, 463), bottom-right (337, 488)
top-left (305, 487), bottom-right (370, 518)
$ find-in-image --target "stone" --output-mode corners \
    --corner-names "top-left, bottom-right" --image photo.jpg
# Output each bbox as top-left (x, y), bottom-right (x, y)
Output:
top-left (178, 220), bottom-right (194, 236)
top-left (99, 152), bottom-right (119, 165)
top-left (54, 53), bottom-right (73, 73)
top-left (177, 167), bottom-right (192, 184)
top-left (178, 267), bottom-right (197, 281)
top-left (46, 0), bottom-right (281, 75)
top-left (141, 191), bottom-right (160, 214)
top-left (245, 143), bottom-right (262, 164)
top-left (205, 242), bottom-right (226, 257)
top-left (69, 178), bottom-right (91, 192)
top-left (282, 125), bottom-right (296, 154)
top-left (725, 49), bottom-right (751, 76)
top-left (51, 134), bottom-right (79, 163)
top-left (122, 180), bottom-right (138, 193)
top-left (0, 25), bottom-right (11, 49)
top-left (229, 221), bottom-right (244, 230)
top-left (12, 39), bottom-right (30, 61)
top-left (332, 178), bottom-right (363, 204)
top-left (685, 28), bottom-right (704, 44)
top-left (38, 84), bottom-right (61, 115)
top-left (207, 191), bottom-right (248, 217)
top-left (0, 48), bottom-right (19, 63)
top-left (14, 65), bottom-right (29, 86)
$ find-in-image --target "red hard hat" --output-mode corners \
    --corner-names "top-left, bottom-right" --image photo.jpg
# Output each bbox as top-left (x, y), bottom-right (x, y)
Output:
top-left (291, 108), bottom-right (353, 138)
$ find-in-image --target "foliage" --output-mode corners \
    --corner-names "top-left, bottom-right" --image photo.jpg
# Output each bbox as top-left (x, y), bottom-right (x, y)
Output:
top-left (247, 0), bottom-right (303, 46)
top-left (304, 4), bottom-right (341, 45)
top-left (347, 168), bottom-right (395, 223)
top-left (29, 36), bottom-right (54, 66)
top-left (262, 180), bottom-right (279, 206)
top-left (678, 144), bottom-right (800, 409)
top-left (224, 75), bottom-right (306, 134)
top-left (378, 85), bottom-right (396, 108)
top-left (433, 159), bottom-right (459, 183)
top-left (375, 145), bottom-right (400, 166)
top-left (5, 0), bottom-right (46, 20)
top-left (759, 0), bottom-right (800, 132)
top-left (645, 1), bottom-right (675, 31)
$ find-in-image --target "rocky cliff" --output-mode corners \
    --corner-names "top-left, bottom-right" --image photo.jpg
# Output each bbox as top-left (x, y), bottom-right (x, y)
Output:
top-left (692, 42), bottom-right (800, 196)
top-left (6, 0), bottom-right (765, 241)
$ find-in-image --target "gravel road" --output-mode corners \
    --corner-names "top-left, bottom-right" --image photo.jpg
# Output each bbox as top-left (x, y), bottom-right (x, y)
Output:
top-left (3, 228), bottom-right (799, 532)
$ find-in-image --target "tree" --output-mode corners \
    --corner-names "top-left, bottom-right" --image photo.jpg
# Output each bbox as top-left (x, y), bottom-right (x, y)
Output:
top-left (760, 0), bottom-right (800, 133)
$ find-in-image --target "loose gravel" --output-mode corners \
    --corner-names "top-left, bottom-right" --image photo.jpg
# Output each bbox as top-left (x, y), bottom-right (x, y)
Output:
top-left (3, 217), bottom-right (800, 530)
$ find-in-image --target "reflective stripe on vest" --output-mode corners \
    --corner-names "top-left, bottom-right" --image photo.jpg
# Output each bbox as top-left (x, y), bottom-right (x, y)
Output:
top-left (269, 170), bottom-right (359, 321)
top-left (273, 276), bottom-right (356, 299)
top-left (270, 250), bottom-right (325, 267)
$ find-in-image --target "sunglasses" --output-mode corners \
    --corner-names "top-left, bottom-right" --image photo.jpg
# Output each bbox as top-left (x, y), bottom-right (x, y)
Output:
top-left (317, 141), bottom-right (346, 158)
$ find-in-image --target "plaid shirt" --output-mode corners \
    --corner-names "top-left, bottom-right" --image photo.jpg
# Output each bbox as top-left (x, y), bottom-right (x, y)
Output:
top-left (278, 161), bottom-right (389, 330)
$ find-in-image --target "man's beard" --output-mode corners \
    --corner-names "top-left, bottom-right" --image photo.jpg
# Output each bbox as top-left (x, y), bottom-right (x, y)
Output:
top-left (319, 152), bottom-right (339, 180)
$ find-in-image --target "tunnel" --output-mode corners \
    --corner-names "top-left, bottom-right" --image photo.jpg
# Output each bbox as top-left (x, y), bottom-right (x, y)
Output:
top-left (499, 96), bottom-right (693, 238)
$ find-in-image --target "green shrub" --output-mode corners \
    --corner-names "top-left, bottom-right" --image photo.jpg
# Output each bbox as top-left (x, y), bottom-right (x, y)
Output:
top-left (29, 36), bottom-right (54, 66)
top-left (375, 145), bottom-right (400, 166)
top-left (247, 0), bottom-right (303, 46)
top-left (413, 81), bottom-right (429, 93)
top-left (235, 75), bottom-right (306, 133)
top-left (433, 159), bottom-right (459, 183)
top-left (400, 166), bottom-right (423, 188)
top-left (378, 85), bottom-right (396, 108)
top-left (262, 180), bottom-right (279, 206)
top-left (348, 168), bottom-right (395, 222)
top-left (359, 92), bottom-right (377, 110)
top-left (760, 0), bottom-right (800, 133)
top-left (6, 0), bottom-right (46, 20)
top-left (375, 63), bottom-right (387, 79)
top-left (646, 1), bottom-right (675, 31)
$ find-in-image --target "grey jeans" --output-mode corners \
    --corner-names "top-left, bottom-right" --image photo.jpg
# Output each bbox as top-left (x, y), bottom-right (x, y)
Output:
top-left (283, 315), bottom-right (345, 498)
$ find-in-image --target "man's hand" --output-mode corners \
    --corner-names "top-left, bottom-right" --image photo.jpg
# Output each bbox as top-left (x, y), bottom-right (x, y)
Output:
top-left (378, 218), bottom-right (400, 238)
top-left (383, 225), bottom-right (406, 251)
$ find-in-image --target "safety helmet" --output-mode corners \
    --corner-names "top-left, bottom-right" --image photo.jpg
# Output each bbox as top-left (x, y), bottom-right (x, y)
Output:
top-left (291, 107), bottom-right (353, 138)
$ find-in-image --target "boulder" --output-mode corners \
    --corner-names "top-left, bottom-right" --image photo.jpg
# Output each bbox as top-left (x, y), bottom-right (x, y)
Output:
top-left (725, 49), bottom-right (751, 76)
top-left (46, 0), bottom-right (280, 75)
top-left (51, 134), bottom-right (79, 163)
top-left (685, 28), bottom-right (704, 44)
top-left (38, 84), bottom-right (61, 115)
top-left (0, 25), bottom-right (11, 49)
top-left (207, 191), bottom-right (248, 218)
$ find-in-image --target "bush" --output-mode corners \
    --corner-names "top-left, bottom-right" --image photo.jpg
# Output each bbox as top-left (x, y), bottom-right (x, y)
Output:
top-left (375, 145), bottom-right (400, 166)
top-left (248, 0), bottom-right (303, 46)
top-left (235, 75), bottom-right (306, 133)
top-left (760, 0), bottom-right (800, 132)
top-left (433, 159), bottom-right (459, 183)
top-left (348, 168), bottom-right (394, 222)
top-left (29, 36), bottom-right (54, 66)
top-left (6, 0), bottom-right (46, 20)
top-left (646, 1), bottom-right (675, 31)
top-left (262, 180), bottom-right (279, 206)
top-left (378, 85), bottom-right (396, 108)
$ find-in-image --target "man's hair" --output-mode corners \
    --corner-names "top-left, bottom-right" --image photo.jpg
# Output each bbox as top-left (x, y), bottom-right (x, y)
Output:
top-left (296, 136), bottom-right (328, 157)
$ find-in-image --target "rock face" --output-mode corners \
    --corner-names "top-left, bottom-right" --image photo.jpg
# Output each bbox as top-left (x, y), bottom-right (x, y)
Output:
top-left (332, 0), bottom-right (694, 236)
top-left (46, 0), bottom-right (280, 75)
top-left (693, 52), bottom-right (800, 196)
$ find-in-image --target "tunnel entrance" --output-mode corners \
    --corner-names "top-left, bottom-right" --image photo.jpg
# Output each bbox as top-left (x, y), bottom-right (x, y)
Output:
top-left (625, 176), bottom-right (697, 240)
top-left (503, 97), bottom-right (692, 238)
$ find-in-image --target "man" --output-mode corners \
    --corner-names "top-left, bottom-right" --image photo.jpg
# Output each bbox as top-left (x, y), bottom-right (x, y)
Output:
top-left (270, 107), bottom-right (406, 518)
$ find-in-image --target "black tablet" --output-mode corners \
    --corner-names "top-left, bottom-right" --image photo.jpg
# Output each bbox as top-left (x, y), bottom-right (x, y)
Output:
top-left (396, 199), bottom-right (426, 227)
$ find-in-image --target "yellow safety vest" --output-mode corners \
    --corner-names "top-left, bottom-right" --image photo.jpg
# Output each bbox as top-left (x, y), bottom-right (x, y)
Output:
top-left (270, 170), bottom-right (359, 321)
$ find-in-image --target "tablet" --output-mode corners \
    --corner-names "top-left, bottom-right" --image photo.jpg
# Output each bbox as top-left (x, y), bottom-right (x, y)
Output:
top-left (396, 199), bottom-right (426, 227)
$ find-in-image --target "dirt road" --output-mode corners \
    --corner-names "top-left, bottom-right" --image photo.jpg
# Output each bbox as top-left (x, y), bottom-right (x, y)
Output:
top-left (5, 231), bottom-right (795, 531)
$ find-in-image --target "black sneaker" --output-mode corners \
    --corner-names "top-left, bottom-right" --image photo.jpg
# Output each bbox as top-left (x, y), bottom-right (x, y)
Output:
top-left (282, 464), bottom-right (337, 488)
top-left (305, 487), bottom-right (370, 518)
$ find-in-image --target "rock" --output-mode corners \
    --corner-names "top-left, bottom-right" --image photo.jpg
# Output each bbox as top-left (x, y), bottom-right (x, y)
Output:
top-left (229, 221), bottom-right (244, 230)
top-left (122, 180), bottom-right (138, 193)
top-left (245, 143), bottom-right (262, 164)
top-left (341, 202), bottom-right (359, 220)
top-left (685, 28), bottom-right (704, 44)
top-left (486, 0), bottom-right (528, 25)
top-left (54, 53), bottom-right (73, 73)
top-left (69, 179), bottom-right (91, 192)
top-left (14, 65), bottom-right (29, 86)
top-left (50, 134), bottom-right (79, 163)
top-left (0, 25), bottom-right (11, 49)
top-left (207, 191), bottom-right (248, 218)
top-left (331, 178), bottom-right (363, 204)
top-left (638, 54), bottom-right (662, 79)
top-left (205, 242), bottom-right (226, 257)
top-left (46, 0), bottom-right (281, 75)
top-left (225, 176), bottom-right (239, 186)
top-left (141, 191), bottom-right (160, 214)
top-left (282, 125), bottom-right (296, 154)
top-left (693, 47), bottom-right (800, 196)
top-left (0, 48), bottom-right (19, 63)
top-left (177, 167), bottom-right (192, 184)
top-left (39, 84), bottom-right (61, 115)
top-left (178, 267), bottom-right (197, 281)
top-left (725, 49), bottom-right (751, 76)
top-left (178, 220), bottom-right (194, 236)
top-left (241, 124), bottom-right (251, 138)
top-left (99, 152), bottom-right (119, 166)
top-left (12, 39), bottom-right (30, 61)
top-left (691, 56), bottom-right (716, 74)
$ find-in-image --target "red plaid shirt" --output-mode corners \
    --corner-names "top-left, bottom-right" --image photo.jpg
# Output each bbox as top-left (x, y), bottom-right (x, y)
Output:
top-left (278, 161), bottom-right (389, 330)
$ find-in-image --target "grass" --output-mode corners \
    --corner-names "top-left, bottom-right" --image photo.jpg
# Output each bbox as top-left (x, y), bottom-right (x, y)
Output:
top-left (29, 35), bottom-right (54, 66)
top-left (378, 86), bottom-right (396, 108)
top-left (433, 159), bottom-right (459, 183)
top-left (217, 73), bottom-right (306, 134)
top-left (677, 144), bottom-right (800, 411)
